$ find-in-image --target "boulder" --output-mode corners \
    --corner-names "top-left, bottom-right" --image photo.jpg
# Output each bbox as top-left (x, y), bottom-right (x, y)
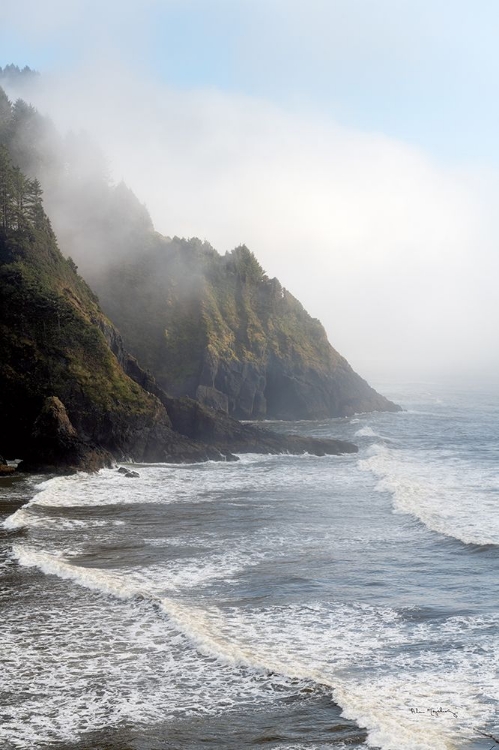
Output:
top-left (18, 397), bottom-right (113, 474)
top-left (117, 467), bottom-right (140, 478)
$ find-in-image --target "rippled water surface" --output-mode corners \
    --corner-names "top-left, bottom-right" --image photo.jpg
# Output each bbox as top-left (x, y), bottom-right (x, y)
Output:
top-left (1, 384), bottom-right (499, 750)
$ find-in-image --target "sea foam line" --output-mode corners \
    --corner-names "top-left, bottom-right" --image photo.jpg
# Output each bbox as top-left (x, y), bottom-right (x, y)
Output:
top-left (360, 445), bottom-right (499, 547)
top-left (12, 544), bottom-right (482, 750)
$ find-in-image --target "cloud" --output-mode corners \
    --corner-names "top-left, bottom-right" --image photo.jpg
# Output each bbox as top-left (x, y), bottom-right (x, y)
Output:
top-left (14, 64), bottom-right (495, 382)
top-left (2, 0), bottom-right (499, 382)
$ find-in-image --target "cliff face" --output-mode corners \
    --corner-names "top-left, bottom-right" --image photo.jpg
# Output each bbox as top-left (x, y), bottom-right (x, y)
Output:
top-left (0, 164), bottom-right (356, 470)
top-left (0, 215), bottom-right (217, 467)
top-left (94, 240), bottom-right (399, 420)
top-left (0, 81), bottom-right (398, 428)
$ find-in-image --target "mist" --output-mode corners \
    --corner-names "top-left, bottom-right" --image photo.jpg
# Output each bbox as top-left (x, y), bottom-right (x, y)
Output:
top-left (2, 2), bottom-right (499, 384)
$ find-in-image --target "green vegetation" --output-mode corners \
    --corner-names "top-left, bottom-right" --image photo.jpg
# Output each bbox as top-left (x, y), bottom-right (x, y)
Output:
top-left (0, 145), bottom-right (44, 230)
top-left (0, 79), bottom-right (398, 423)
top-left (0, 65), bottom-right (39, 82)
top-left (0, 157), bottom-right (165, 458)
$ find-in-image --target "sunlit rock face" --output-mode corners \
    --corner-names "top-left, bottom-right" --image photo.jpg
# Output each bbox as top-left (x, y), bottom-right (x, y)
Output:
top-left (94, 239), bottom-right (400, 420)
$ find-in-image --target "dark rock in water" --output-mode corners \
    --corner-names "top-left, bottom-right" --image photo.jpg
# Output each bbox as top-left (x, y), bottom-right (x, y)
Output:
top-left (117, 467), bottom-right (140, 478)
top-left (223, 452), bottom-right (240, 462)
top-left (160, 394), bottom-right (358, 457)
top-left (0, 454), bottom-right (14, 475)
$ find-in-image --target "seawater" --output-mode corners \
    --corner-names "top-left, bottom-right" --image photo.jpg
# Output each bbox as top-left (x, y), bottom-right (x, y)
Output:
top-left (1, 384), bottom-right (499, 750)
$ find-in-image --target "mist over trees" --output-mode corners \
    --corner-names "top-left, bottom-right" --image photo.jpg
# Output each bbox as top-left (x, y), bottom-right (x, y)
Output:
top-left (0, 73), bottom-right (399, 420)
top-left (0, 81), bottom-right (153, 280)
top-left (0, 64), bottom-right (39, 90)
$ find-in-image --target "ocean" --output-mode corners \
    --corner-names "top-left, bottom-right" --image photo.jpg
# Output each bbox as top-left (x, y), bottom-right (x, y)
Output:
top-left (1, 383), bottom-right (499, 750)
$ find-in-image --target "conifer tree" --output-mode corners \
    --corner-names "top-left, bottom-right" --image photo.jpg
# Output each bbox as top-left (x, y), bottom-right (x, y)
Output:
top-left (0, 146), bottom-right (14, 230)
top-left (0, 147), bottom-right (43, 231)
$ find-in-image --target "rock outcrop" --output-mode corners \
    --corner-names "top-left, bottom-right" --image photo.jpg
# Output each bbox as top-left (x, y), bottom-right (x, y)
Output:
top-left (19, 396), bottom-right (113, 474)
top-left (0, 454), bottom-right (15, 475)
top-left (93, 240), bottom-right (400, 420)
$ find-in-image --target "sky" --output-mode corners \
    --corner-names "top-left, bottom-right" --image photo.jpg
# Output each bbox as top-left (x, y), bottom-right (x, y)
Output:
top-left (2, 0), bottom-right (499, 383)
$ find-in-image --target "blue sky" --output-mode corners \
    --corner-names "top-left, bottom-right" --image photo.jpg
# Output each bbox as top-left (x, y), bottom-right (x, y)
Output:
top-left (3, 0), bottom-right (499, 166)
top-left (2, 1), bottom-right (499, 380)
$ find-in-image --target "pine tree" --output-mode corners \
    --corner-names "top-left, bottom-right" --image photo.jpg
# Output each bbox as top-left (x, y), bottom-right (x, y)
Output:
top-left (24, 177), bottom-right (43, 226)
top-left (0, 148), bottom-right (44, 231)
top-left (0, 146), bottom-right (14, 230)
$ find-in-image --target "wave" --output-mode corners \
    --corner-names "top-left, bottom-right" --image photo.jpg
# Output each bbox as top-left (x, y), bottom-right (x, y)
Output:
top-left (3, 458), bottom-right (354, 524)
top-left (6, 412), bottom-right (499, 750)
top-left (3, 550), bottom-right (293, 749)
top-left (12, 544), bottom-right (496, 750)
top-left (360, 444), bottom-right (499, 547)
top-left (354, 426), bottom-right (379, 438)
top-left (4, 506), bottom-right (125, 531)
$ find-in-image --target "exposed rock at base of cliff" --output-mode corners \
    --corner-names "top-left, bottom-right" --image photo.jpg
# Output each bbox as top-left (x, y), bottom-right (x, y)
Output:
top-left (101, 304), bottom-right (358, 460)
top-left (159, 394), bottom-right (358, 457)
top-left (18, 396), bottom-right (113, 474)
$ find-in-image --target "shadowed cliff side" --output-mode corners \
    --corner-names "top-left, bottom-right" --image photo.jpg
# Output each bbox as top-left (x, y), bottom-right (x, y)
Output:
top-left (0, 193), bottom-right (223, 467)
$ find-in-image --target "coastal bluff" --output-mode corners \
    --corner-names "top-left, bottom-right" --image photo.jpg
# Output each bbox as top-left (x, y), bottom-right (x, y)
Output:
top-left (93, 239), bottom-right (400, 421)
top-left (0, 162), bottom-right (357, 473)
top-left (0, 83), bottom-right (397, 473)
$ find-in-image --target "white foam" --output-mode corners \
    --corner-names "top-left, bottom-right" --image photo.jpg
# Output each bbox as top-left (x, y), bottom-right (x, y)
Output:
top-left (354, 426), bottom-right (379, 437)
top-left (360, 444), bottom-right (499, 546)
top-left (3, 548), bottom-right (298, 749)
top-left (155, 599), bottom-right (499, 750)
top-left (6, 459), bottom-right (335, 511)
top-left (13, 544), bottom-right (143, 599)
top-left (12, 545), bottom-right (498, 750)
top-left (4, 506), bottom-right (122, 530)
top-left (167, 601), bottom-right (499, 750)
top-left (5, 546), bottom-right (343, 748)
top-left (5, 405), bottom-right (499, 750)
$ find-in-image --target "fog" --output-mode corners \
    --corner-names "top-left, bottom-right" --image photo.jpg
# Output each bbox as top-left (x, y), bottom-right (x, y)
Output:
top-left (3, 1), bottom-right (499, 384)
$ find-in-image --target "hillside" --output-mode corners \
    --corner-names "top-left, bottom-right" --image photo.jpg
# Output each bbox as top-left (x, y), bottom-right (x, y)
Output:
top-left (0, 150), bottom-right (357, 470)
top-left (0, 148), bottom-right (210, 467)
top-left (95, 238), bottom-right (399, 419)
top-left (0, 78), bottom-right (399, 422)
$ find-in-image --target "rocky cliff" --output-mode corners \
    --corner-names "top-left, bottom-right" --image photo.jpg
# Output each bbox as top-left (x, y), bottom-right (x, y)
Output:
top-left (0, 193), bottom-right (214, 468)
top-left (94, 239), bottom-right (400, 420)
top-left (0, 83), bottom-right (398, 423)
top-left (0, 80), bottom-right (398, 431)
top-left (0, 156), bottom-right (357, 471)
